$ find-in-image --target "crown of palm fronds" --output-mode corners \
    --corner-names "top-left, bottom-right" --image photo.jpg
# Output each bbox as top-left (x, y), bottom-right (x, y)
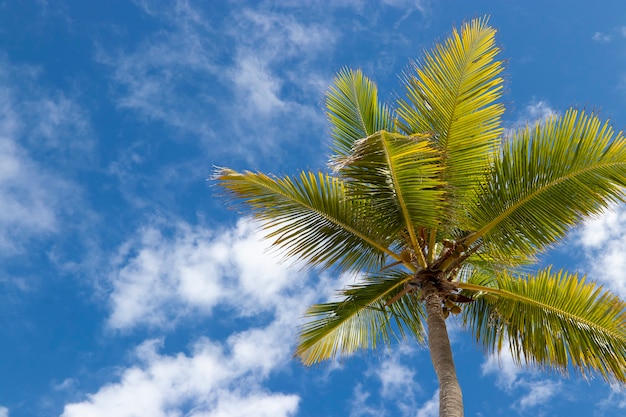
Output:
top-left (216, 17), bottom-right (626, 383)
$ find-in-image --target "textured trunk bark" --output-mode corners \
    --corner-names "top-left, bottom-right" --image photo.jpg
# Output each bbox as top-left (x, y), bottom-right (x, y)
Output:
top-left (423, 281), bottom-right (464, 417)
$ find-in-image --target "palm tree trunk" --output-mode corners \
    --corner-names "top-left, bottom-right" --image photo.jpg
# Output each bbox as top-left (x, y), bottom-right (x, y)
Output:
top-left (423, 281), bottom-right (464, 417)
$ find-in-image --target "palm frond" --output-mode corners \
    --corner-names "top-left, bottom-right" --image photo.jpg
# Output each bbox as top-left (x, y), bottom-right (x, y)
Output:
top-left (326, 68), bottom-right (394, 160)
top-left (334, 131), bottom-right (445, 253)
top-left (396, 17), bottom-right (504, 218)
top-left (296, 270), bottom-right (425, 365)
top-left (215, 168), bottom-right (399, 273)
top-left (460, 267), bottom-right (626, 383)
top-left (466, 109), bottom-right (626, 258)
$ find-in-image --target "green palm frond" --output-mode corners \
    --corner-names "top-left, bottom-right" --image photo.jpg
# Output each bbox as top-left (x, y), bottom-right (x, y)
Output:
top-left (460, 268), bottom-right (626, 383)
top-left (326, 68), bottom-right (394, 160)
top-left (396, 16), bottom-right (504, 217)
top-left (296, 270), bottom-right (425, 365)
top-left (215, 168), bottom-right (398, 273)
top-left (466, 109), bottom-right (626, 258)
top-left (334, 131), bottom-right (445, 252)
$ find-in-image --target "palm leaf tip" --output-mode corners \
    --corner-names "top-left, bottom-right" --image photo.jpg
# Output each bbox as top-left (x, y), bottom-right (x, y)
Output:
top-left (326, 67), bottom-right (394, 161)
top-left (395, 17), bottom-right (505, 230)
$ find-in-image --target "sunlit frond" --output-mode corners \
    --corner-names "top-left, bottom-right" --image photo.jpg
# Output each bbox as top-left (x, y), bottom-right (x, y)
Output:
top-left (326, 68), bottom-right (394, 160)
top-left (215, 168), bottom-right (397, 272)
top-left (334, 131), bottom-right (445, 251)
top-left (296, 270), bottom-right (425, 365)
top-left (466, 109), bottom-right (626, 258)
top-left (460, 268), bottom-right (626, 383)
top-left (396, 16), bottom-right (504, 222)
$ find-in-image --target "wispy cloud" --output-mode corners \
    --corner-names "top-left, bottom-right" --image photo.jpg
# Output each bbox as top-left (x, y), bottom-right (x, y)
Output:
top-left (0, 129), bottom-right (56, 249)
top-left (592, 26), bottom-right (626, 43)
top-left (98, 1), bottom-right (336, 163)
top-left (481, 340), bottom-right (521, 390)
top-left (522, 99), bottom-right (557, 121)
top-left (481, 340), bottom-right (564, 414)
top-left (349, 384), bottom-right (383, 417)
top-left (416, 389), bottom-right (438, 417)
top-left (505, 99), bottom-right (557, 139)
top-left (0, 57), bottom-right (90, 256)
top-left (0, 406), bottom-right (8, 417)
top-left (97, 2), bottom-right (220, 141)
top-left (99, 0), bottom-right (432, 167)
top-left (345, 343), bottom-right (424, 417)
top-left (376, 351), bottom-right (418, 399)
top-left (371, 345), bottom-right (421, 416)
top-left (596, 384), bottom-right (626, 414)
top-left (592, 32), bottom-right (612, 43)
top-left (513, 380), bottom-right (560, 412)
top-left (511, 99), bottom-right (557, 127)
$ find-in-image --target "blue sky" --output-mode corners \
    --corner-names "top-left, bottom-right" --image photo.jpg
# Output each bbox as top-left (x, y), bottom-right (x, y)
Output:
top-left (0, 1), bottom-right (625, 416)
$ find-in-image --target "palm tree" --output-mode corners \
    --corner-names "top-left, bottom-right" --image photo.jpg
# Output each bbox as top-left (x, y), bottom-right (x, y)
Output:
top-left (215, 17), bottom-right (626, 417)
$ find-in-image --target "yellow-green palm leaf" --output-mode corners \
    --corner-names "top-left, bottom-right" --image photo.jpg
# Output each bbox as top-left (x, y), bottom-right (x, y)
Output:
top-left (466, 109), bottom-right (626, 259)
top-left (326, 68), bottom-right (394, 160)
top-left (215, 168), bottom-right (398, 272)
top-left (397, 16), bottom-right (504, 222)
top-left (334, 131), bottom-right (445, 246)
top-left (460, 268), bottom-right (626, 383)
top-left (297, 270), bottom-right (425, 365)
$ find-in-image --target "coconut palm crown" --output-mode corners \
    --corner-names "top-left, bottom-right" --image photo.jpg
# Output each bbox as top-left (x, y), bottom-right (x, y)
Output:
top-left (215, 17), bottom-right (626, 417)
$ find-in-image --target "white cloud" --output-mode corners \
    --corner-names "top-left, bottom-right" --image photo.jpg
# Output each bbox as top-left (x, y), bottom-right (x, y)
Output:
top-left (232, 56), bottom-right (285, 116)
top-left (367, 343), bottom-right (424, 416)
top-left (481, 334), bottom-right (522, 390)
top-left (210, 7), bottom-right (336, 139)
top-left (0, 133), bottom-right (57, 251)
top-left (597, 383), bottom-right (626, 412)
top-left (61, 336), bottom-right (300, 417)
top-left (0, 58), bottom-right (88, 255)
top-left (0, 406), bottom-right (8, 417)
top-left (481, 342), bottom-right (564, 413)
top-left (514, 380), bottom-right (560, 411)
top-left (592, 32), bottom-right (612, 43)
top-left (52, 378), bottom-right (77, 392)
top-left (481, 340), bottom-right (521, 390)
top-left (376, 353), bottom-right (417, 399)
top-left (381, 0), bottom-right (428, 13)
top-left (523, 100), bottom-right (557, 121)
top-left (575, 206), bottom-right (626, 297)
top-left (65, 215), bottom-right (352, 417)
top-left (506, 99), bottom-right (557, 138)
top-left (107, 218), bottom-right (310, 330)
top-left (416, 389), bottom-right (438, 417)
top-left (349, 384), bottom-right (382, 417)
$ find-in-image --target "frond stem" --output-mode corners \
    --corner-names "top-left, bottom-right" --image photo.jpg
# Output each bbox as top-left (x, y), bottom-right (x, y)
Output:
top-left (379, 131), bottom-right (428, 267)
top-left (427, 228), bottom-right (437, 264)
